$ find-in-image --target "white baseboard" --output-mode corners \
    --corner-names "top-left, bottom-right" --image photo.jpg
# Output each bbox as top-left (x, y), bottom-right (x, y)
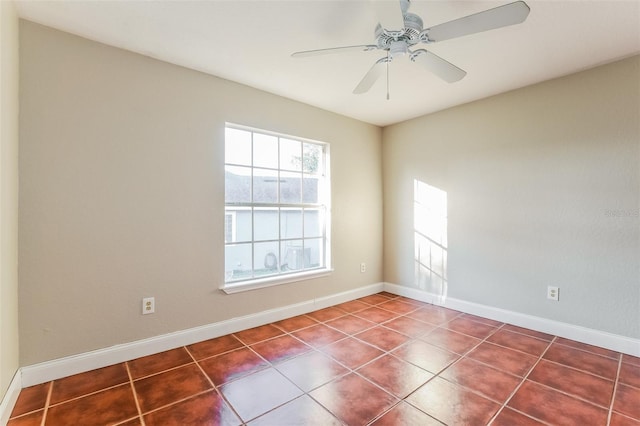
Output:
top-left (0, 370), bottom-right (22, 426)
top-left (383, 282), bottom-right (640, 357)
top-left (20, 282), bottom-right (384, 388)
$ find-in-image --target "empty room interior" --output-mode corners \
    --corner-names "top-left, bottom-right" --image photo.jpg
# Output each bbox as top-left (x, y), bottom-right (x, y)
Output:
top-left (1, 0), bottom-right (639, 425)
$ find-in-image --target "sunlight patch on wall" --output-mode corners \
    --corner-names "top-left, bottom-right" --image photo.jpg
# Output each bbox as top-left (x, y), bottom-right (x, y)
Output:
top-left (414, 180), bottom-right (448, 303)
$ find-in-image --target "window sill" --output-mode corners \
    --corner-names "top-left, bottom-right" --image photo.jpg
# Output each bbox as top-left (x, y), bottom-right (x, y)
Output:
top-left (221, 269), bottom-right (333, 294)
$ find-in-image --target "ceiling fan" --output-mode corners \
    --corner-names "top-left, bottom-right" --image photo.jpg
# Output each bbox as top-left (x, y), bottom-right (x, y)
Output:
top-left (292, 0), bottom-right (530, 97)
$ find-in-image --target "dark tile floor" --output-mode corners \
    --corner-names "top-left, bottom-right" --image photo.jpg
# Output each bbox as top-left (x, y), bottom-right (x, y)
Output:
top-left (8, 292), bottom-right (640, 425)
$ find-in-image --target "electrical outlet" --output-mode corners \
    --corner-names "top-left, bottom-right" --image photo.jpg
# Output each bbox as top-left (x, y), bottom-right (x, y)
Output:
top-left (360, 262), bottom-right (366, 273)
top-left (142, 297), bottom-right (155, 314)
top-left (547, 286), bottom-right (559, 301)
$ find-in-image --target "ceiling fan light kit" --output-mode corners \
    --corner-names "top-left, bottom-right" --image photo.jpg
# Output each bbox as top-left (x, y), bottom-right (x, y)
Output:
top-left (292, 0), bottom-right (531, 97)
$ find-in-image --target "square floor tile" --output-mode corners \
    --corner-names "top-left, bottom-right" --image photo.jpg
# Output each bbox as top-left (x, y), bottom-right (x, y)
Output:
top-left (358, 294), bottom-right (392, 306)
top-left (198, 347), bottom-right (269, 386)
top-left (321, 337), bottom-right (384, 369)
top-left (622, 354), bottom-right (640, 367)
top-left (377, 299), bottom-right (418, 314)
top-left (614, 383), bottom-right (640, 420)
top-left (392, 340), bottom-right (459, 374)
top-left (369, 402), bottom-right (442, 426)
top-left (276, 350), bottom-right (349, 392)
top-left (10, 382), bottom-right (50, 417)
top-left (325, 315), bottom-right (375, 335)
top-left (406, 306), bottom-right (460, 325)
top-left (355, 326), bottom-right (411, 352)
top-left (46, 384), bottom-right (138, 425)
top-left (543, 343), bottom-right (619, 379)
top-left (186, 334), bottom-right (244, 360)
top-left (382, 316), bottom-right (435, 338)
top-left (143, 390), bottom-right (240, 426)
top-left (50, 363), bottom-right (130, 405)
top-left (292, 324), bottom-right (347, 348)
top-left (502, 324), bottom-right (554, 341)
top-left (610, 412), bottom-right (640, 426)
top-left (248, 395), bottom-right (342, 426)
top-left (7, 410), bottom-right (44, 426)
top-left (486, 329), bottom-right (550, 356)
top-left (250, 334), bottom-right (311, 364)
top-left (439, 357), bottom-right (521, 403)
top-left (406, 377), bottom-right (500, 425)
top-left (420, 327), bottom-right (481, 354)
top-left (507, 380), bottom-right (608, 424)
top-left (555, 337), bottom-right (620, 359)
top-left (334, 300), bottom-right (370, 313)
top-left (619, 361), bottom-right (640, 389)
top-left (491, 408), bottom-right (547, 425)
top-left (527, 359), bottom-right (615, 407)
top-left (357, 354), bottom-right (433, 398)
top-left (134, 363), bottom-right (212, 413)
top-left (219, 368), bottom-right (302, 422)
top-left (310, 373), bottom-right (397, 425)
top-left (306, 307), bottom-right (346, 322)
top-left (127, 347), bottom-right (193, 380)
top-left (467, 342), bottom-right (538, 377)
top-left (233, 324), bottom-right (284, 345)
top-left (272, 315), bottom-right (318, 332)
top-left (354, 307), bottom-right (399, 323)
top-left (459, 313), bottom-right (503, 327)
top-left (445, 317), bottom-right (498, 339)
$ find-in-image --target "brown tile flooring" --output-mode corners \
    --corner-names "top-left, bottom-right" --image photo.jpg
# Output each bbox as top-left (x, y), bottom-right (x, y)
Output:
top-left (9, 292), bottom-right (640, 425)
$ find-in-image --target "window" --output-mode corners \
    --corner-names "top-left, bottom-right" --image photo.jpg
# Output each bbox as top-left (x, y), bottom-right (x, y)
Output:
top-left (224, 124), bottom-right (331, 291)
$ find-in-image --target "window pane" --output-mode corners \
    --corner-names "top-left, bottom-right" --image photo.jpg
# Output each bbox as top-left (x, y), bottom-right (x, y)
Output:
top-left (280, 171), bottom-right (302, 204)
top-left (253, 133), bottom-right (278, 169)
top-left (303, 143), bottom-right (322, 174)
top-left (281, 208), bottom-right (302, 240)
top-left (225, 128), bottom-right (252, 166)
top-left (231, 207), bottom-right (252, 243)
top-left (302, 175), bottom-right (320, 204)
top-left (304, 208), bottom-right (323, 238)
top-left (253, 168), bottom-right (278, 203)
top-left (254, 207), bottom-right (279, 241)
top-left (225, 165), bottom-right (251, 203)
top-left (254, 241), bottom-right (279, 277)
top-left (225, 243), bottom-right (252, 281)
top-left (281, 240), bottom-right (307, 271)
top-left (280, 138), bottom-right (302, 171)
top-left (304, 238), bottom-right (324, 269)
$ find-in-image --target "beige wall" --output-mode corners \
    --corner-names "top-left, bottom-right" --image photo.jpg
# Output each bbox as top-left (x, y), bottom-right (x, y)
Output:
top-left (1, 1), bottom-right (20, 397)
top-left (383, 55), bottom-right (640, 338)
top-left (18, 21), bottom-right (383, 365)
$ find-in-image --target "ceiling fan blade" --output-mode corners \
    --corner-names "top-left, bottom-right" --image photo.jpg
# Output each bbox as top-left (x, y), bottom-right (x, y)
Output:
top-left (411, 49), bottom-right (466, 83)
top-left (425, 1), bottom-right (530, 43)
top-left (353, 57), bottom-right (388, 94)
top-left (371, 0), bottom-right (406, 30)
top-left (292, 45), bottom-right (377, 58)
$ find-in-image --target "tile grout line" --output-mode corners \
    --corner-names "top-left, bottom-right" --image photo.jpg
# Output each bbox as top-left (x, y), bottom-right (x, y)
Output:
top-left (487, 336), bottom-right (557, 425)
top-left (38, 381), bottom-right (53, 426)
top-left (606, 354), bottom-right (623, 426)
top-left (187, 341), bottom-right (249, 424)
top-left (125, 362), bottom-right (146, 426)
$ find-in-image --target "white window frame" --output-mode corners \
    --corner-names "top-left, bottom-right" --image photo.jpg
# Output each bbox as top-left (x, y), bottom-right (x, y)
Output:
top-left (224, 211), bottom-right (236, 243)
top-left (223, 123), bottom-right (332, 293)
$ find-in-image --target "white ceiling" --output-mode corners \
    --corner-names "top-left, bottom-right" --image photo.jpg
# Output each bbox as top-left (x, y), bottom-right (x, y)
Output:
top-left (15, 0), bottom-right (640, 127)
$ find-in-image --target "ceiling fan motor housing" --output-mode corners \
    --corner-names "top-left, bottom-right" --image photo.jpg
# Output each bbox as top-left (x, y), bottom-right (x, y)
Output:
top-left (376, 12), bottom-right (424, 52)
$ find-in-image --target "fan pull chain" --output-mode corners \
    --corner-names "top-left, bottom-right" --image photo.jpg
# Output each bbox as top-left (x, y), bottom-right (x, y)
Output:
top-left (386, 51), bottom-right (390, 100)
